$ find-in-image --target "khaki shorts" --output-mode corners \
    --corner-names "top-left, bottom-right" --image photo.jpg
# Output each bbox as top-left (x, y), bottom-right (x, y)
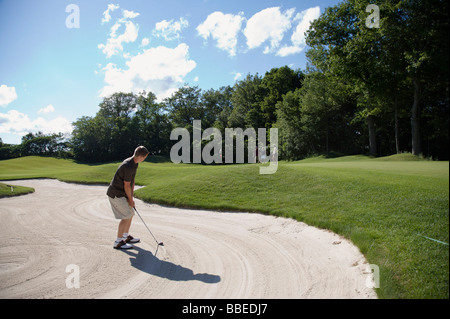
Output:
top-left (108, 196), bottom-right (135, 220)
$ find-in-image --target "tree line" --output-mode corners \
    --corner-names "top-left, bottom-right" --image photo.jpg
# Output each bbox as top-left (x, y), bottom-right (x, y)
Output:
top-left (0, 132), bottom-right (71, 160)
top-left (1, 0), bottom-right (448, 162)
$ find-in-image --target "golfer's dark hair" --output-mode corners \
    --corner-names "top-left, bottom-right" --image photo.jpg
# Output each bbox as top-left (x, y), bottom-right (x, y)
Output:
top-left (134, 146), bottom-right (149, 157)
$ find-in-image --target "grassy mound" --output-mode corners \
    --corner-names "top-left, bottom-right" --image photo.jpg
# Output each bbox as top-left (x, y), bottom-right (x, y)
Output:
top-left (0, 182), bottom-right (34, 198)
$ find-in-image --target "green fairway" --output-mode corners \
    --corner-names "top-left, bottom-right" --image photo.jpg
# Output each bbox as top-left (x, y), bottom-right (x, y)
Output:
top-left (0, 155), bottom-right (448, 298)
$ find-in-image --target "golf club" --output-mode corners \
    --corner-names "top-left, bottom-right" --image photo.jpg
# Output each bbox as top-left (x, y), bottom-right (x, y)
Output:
top-left (133, 207), bottom-right (164, 246)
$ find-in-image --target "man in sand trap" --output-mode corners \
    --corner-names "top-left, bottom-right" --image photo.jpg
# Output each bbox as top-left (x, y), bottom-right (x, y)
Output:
top-left (107, 146), bottom-right (149, 249)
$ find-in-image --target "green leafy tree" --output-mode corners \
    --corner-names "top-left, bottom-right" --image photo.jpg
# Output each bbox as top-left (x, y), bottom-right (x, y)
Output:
top-left (98, 92), bottom-right (138, 159)
top-left (229, 73), bottom-right (265, 129)
top-left (260, 66), bottom-right (304, 130)
top-left (20, 132), bottom-right (69, 157)
top-left (275, 89), bottom-right (304, 160)
top-left (135, 91), bottom-right (171, 155)
top-left (71, 116), bottom-right (112, 162)
top-left (201, 86), bottom-right (233, 130)
top-left (307, 0), bottom-right (448, 157)
top-left (164, 85), bottom-right (204, 129)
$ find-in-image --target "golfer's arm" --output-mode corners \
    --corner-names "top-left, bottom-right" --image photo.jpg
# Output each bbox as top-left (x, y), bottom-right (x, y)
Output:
top-left (124, 181), bottom-right (133, 204)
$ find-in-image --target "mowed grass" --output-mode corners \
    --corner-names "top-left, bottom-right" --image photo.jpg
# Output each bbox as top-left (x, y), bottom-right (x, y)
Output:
top-left (0, 182), bottom-right (34, 198)
top-left (0, 154), bottom-right (448, 299)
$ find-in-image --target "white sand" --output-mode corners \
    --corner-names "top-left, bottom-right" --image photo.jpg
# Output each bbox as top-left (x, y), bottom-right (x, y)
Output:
top-left (0, 179), bottom-right (377, 299)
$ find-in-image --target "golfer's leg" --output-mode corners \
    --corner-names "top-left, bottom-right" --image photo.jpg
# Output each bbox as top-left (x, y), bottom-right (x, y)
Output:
top-left (117, 218), bottom-right (131, 238)
top-left (124, 216), bottom-right (133, 235)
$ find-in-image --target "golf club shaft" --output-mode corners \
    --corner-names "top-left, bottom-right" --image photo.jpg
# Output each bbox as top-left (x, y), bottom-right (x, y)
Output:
top-left (133, 207), bottom-right (160, 245)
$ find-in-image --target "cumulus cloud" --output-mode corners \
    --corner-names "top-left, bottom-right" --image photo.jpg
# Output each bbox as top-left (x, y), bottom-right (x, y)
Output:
top-left (98, 5), bottom-right (196, 100)
top-left (140, 37), bottom-right (150, 47)
top-left (0, 85), bottom-right (18, 107)
top-left (197, 11), bottom-right (245, 56)
top-left (243, 7), bottom-right (295, 54)
top-left (0, 109), bottom-right (72, 136)
top-left (153, 17), bottom-right (189, 41)
top-left (37, 104), bottom-right (55, 114)
top-left (122, 9), bottom-right (139, 19)
top-left (98, 6), bottom-right (140, 58)
top-left (195, 6), bottom-right (320, 57)
top-left (276, 6), bottom-right (321, 57)
top-left (98, 20), bottom-right (139, 58)
top-left (101, 4), bottom-right (119, 24)
top-left (99, 43), bottom-right (196, 101)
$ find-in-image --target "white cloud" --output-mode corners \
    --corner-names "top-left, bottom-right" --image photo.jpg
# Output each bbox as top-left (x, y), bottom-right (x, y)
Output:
top-left (197, 11), bottom-right (245, 56)
top-left (0, 85), bottom-right (18, 107)
top-left (232, 71), bottom-right (242, 81)
top-left (0, 110), bottom-right (72, 137)
top-left (102, 4), bottom-right (119, 24)
top-left (276, 45), bottom-right (304, 57)
top-left (153, 17), bottom-right (189, 41)
top-left (140, 37), bottom-right (150, 47)
top-left (99, 43), bottom-right (196, 101)
top-left (123, 9), bottom-right (139, 19)
top-left (98, 6), bottom-right (140, 58)
top-left (276, 6), bottom-right (321, 57)
top-left (194, 6), bottom-right (321, 57)
top-left (38, 104), bottom-right (55, 114)
top-left (110, 21), bottom-right (121, 37)
top-left (98, 20), bottom-right (139, 58)
top-left (243, 7), bottom-right (295, 54)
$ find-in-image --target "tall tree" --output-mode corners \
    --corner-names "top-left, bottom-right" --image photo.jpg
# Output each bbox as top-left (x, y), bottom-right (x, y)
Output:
top-left (208, 86), bottom-right (234, 131)
top-left (135, 91), bottom-right (171, 155)
top-left (300, 72), bottom-right (343, 155)
top-left (306, 0), bottom-right (383, 156)
top-left (229, 73), bottom-right (265, 129)
top-left (71, 116), bottom-right (112, 162)
top-left (394, 0), bottom-right (449, 155)
top-left (260, 66), bottom-right (304, 130)
top-left (98, 92), bottom-right (138, 159)
top-left (201, 86), bottom-right (233, 129)
top-left (275, 89), bottom-right (304, 160)
top-left (307, 0), bottom-right (449, 157)
top-left (164, 85), bottom-right (204, 129)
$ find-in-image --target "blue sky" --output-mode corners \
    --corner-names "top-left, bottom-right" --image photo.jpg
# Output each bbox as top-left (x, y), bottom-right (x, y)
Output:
top-left (0, 0), bottom-right (339, 144)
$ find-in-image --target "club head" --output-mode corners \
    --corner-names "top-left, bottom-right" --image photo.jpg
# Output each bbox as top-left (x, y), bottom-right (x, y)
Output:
top-left (159, 242), bottom-right (164, 246)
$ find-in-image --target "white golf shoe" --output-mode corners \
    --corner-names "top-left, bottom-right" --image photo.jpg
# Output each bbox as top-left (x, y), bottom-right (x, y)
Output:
top-left (113, 239), bottom-right (133, 249)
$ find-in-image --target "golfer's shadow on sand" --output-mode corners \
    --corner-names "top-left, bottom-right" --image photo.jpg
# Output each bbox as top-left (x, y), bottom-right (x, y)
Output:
top-left (123, 246), bottom-right (221, 284)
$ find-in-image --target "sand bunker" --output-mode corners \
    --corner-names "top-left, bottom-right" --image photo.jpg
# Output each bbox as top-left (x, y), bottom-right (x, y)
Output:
top-left (0, 179), bottom-right (376, 299)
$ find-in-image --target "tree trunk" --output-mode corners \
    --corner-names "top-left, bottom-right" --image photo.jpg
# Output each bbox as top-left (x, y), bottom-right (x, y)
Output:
top-left (325, 115), bottom-right (329, 154)
top-left (394, 92), bottom-right (400, 154)
top-left (411, 78), bottom-right (421, 156)
top-left (367, 115), bottom-right (377, 157)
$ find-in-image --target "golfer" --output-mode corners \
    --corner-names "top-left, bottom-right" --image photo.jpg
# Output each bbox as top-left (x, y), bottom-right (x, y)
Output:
top-left (107, 146), bottom-right (149, 249)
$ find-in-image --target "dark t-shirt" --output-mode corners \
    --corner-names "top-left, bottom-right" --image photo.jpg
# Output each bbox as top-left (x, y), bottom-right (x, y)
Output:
top-left (107, 157), bottom-right (138, 198)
